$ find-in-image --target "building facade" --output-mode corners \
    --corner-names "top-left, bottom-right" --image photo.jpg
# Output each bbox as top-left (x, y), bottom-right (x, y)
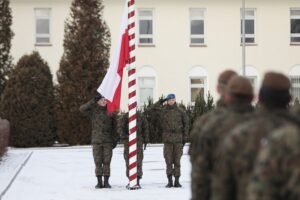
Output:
top-left (10, 0), bottom-right (300, 109)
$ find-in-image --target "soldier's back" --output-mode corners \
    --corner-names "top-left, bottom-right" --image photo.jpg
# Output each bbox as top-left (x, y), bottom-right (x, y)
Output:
top-left (212, 108), bottom-right (298, 200)
top-left (247, 123), bottom-right (300, 200)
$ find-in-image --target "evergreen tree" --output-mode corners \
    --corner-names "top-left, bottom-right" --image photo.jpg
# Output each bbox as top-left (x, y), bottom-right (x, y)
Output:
top-left (1, 52), bottom-right (56, 147)
top-left (56, 0), bottom-right (111, 145)
top-left (191, 92), bottom-right (215, 126)
top-left (0, 0), bottom-right (14, 95)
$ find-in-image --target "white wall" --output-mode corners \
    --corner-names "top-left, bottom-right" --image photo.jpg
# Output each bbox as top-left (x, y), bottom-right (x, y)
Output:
top-left (10, 0), bottom-right (300, 110)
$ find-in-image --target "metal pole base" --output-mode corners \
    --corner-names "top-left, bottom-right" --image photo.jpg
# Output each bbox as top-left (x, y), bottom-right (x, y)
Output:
top-left (126, 184), bottom-right (141, 190)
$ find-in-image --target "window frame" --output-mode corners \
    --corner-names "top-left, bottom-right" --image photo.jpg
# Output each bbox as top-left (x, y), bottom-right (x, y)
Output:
top-left (290, 75), bottom-right (300, 101)
top-left (34, 8), bottom-right (51, 46)
top-left (290, 8), bottom-right (300, 44)
top-left (240, 8), bottom-right (256, 44)
top-left (138, 8), bottom-right (155, 46)
top-left (189, 76), bottom-right (207, 104)
top-left (189, 8), bottom-right (206, 46)
top-left (138, 76), bottom-right (156, 107)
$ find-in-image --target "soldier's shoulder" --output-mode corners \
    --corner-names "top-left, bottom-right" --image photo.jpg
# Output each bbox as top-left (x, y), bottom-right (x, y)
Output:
top-left (197, 107), bottom-right (226, 122)
top-left (176, 106), bottom-right (186, 114)
top-left (269, 124), bottom-right (300, 148)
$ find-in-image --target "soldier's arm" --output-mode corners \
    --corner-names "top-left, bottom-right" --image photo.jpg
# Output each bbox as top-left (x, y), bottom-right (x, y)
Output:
top-left (191, 130), bottom-right (214, 200)
top-left (112, 112), bottom-right (120, 142)
top-left (181, 110), bottom-right (189, 142)
top-left (79, 99), bottom-right (95, 117)
top-left (211, 134), bottom-right (239, 200)
top-left (118, 113), bottom-right (128, 143)
top-left (151, 98), bottom-right (166, 111)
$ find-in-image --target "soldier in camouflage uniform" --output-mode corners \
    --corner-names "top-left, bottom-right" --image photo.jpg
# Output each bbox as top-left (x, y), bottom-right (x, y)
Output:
top-left (189, 70), bottom-right (237, 161)
top-left (246, 124), bottom-right (300, 200)
top-left (79, 94), bottom-right (119, 189)
top-left (153, 93), bottom-right (189, 187)
top-left (118, 111), bottom-right (149, 188)
top-left (190, 76), bottom-right (254, 200)
top-left (211, 72), bottom-right (298, 200)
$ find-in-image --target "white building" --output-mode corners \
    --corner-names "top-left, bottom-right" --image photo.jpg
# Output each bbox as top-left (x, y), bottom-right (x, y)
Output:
top-left (10, 0), bottom-right (300, 109)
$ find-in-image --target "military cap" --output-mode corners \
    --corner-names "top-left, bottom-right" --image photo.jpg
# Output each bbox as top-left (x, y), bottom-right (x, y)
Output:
top-left (261, 72), bottom-right (291, 90)
top-left (94, 93), bottom-right (105, 101)
top-left (227, 76), bottom-right (253, 96)
top-left (218, 70), bottom-right (238, 85)
top-left (166, 93), bottom-right (176, 100)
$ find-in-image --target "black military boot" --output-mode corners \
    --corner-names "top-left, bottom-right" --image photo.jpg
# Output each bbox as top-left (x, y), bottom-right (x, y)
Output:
top-left (137, 176), bottom-right (141, 188)
top-left (95, 176), bottom-right (103, 189)
top-left (104, 176), bottom-right (112, 188)
top-left (174, 176), bottom-right (182, 188)
top-left (165, 175), bottom-right (173, 188)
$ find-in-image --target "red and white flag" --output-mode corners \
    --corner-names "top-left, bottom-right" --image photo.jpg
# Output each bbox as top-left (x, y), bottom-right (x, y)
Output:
top-left (97, 6), bottom-right (130, 113)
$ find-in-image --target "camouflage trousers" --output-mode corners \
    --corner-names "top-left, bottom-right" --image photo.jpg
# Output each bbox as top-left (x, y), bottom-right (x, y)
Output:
top-left (164, 142), bottom-right (183, 177)
top-left (92, 143), bottom-right (113, 176)
top-left (124, 142), bottom-right (144, 178)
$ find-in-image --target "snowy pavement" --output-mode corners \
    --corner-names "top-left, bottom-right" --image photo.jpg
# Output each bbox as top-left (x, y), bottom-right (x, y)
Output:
top-left (0, 145), bottom-right (191, 200)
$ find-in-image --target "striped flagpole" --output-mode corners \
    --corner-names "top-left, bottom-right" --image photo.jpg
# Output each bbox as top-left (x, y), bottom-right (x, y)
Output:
top-left (127, 0), bottom-right (138, 189)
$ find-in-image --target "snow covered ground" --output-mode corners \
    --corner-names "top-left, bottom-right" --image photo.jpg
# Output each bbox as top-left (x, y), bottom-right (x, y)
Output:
top-left (0, 145), bottom-right (191, 200)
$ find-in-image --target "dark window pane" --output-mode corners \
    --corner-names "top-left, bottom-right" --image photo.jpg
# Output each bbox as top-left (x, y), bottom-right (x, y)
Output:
top-left (191, 38), bottom-right (204, 44)
top-left (241, 37), bottom-right (255, 43)
top-left (191, 88), bottom-right (204, 102)
top-left (291, 37), bottom-right (300, 43)
top-left (139, 20), bottom-right (152, 34)
top-left (241, 20), bottom-right (255, 34)
top-left (191, 20), bottom-right (204, 34)
top-left (36, 37), bottom-right (50, 43)
top-left (246, 37), bottom-right (255, 43)
top-left (291, 19), bottom-right (300, 33)
top-left (139, 38), bottom-right (153, 44)
top-left (245, 20), bottom-right (255, 34)
top-left (36, 19), bottom-right (49, 34)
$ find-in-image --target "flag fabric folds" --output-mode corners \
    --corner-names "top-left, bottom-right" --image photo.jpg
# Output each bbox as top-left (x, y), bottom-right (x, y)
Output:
top-left (97, 6), bottom-right (129, 113)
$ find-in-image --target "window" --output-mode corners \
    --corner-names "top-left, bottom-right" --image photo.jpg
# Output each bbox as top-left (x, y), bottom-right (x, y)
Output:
top-left (240, 66), bottom-right (259, 91)
top-left (241, 9), bottom-right (256, 44)
top-left (291, 9), bottom-right (300, 44)
top-left (35, 8), bottom-right (51, 45)
top-left (138, 77), bottom-right (155, 106)
top-left (190, 8), bottom-right (205, 45)
top-left (290, 76), bottom-right (300, 101)
top-left (138, 9), bottom-right (154, 45)
top-left (246, 76), bottom-right (257, 89)
top-left (190, 78), bottom-right (206, 103)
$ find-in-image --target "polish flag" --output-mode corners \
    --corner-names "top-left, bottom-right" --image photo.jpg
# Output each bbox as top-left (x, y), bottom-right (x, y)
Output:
top-left (97, 6), bottom-right (129, 113)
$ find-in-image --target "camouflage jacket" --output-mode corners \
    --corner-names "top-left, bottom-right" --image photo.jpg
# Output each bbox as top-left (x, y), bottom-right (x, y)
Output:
top-left (216, 98), bottom-right (227, 109)
top-left (190, 103), bottom-right (254, 200)
top-left (211, 108), bottom-right (300, 200)
top-left (117, 112), bottom-right (149, 145)
top-left (189, 106), bottom-right (225, 162)
top-left (79, 99), bottom-right (118, 144)
top-left (152, 101), bottom-right (189, 143)
top-left (247, 124), bottom-right (300, 200)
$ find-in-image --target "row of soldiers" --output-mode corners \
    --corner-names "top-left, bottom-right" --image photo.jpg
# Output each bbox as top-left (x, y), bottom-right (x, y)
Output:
top-left (79, 92), bottom-right (189, 189)
top-left (189, 70), bottom-right (300, 200)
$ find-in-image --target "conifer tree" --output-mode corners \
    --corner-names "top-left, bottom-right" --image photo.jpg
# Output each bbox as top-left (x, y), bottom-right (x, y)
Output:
top-left (56, 0), bottom-right (110, 145)
top-left (1, 52), bottom-right (56, 147)
top-left (0, 0), bottom-right (14, 95)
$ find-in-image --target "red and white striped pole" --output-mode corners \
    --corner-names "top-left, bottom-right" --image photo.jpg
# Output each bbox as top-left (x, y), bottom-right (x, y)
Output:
top-left (127, 0), bottom-right (138, 189)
